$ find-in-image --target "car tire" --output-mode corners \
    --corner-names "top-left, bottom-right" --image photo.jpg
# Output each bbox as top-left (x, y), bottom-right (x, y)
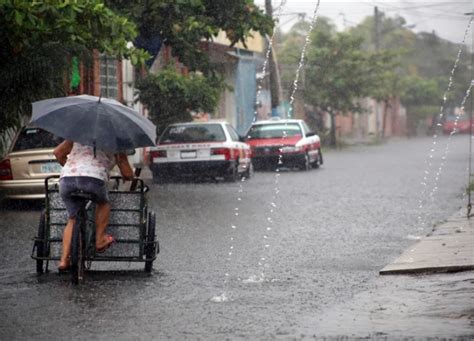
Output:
top-left (224, 162), bottom-right (238, 182)
top-left (299, 153), bottom-right (310, 171)
top-left (242, 161), bottom-right (254, 180)
top-left (312, 149), bottom-right (323, 168)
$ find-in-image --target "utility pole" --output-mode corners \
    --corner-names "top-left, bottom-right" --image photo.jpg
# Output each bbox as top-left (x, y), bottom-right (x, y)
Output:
top-left (374, 6), bottom-right (381, 138)
top-left (265, 0), bottom-right (280, 117)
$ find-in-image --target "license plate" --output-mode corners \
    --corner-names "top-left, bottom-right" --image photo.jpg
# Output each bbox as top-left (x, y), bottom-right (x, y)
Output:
top-left (181, 151), bottom-right (197, 159)
top-left (40, 162), bottom-right (62, 173)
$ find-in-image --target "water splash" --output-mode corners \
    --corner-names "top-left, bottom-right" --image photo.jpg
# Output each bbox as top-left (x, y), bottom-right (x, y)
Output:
top-left (242, 274), bottom-right (265, 284)
top-left (210, 293), bottom-right (229, 303)
top-left (416, 17), bottom-right (473, 229)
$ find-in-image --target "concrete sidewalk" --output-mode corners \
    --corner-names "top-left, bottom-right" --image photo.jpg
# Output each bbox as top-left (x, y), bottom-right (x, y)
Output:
top-left (380, 207), bottom-right (474, 275)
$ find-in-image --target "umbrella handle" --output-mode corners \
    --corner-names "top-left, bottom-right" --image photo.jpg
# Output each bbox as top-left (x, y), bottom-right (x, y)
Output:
top-left (129, 167), bottom-right (142, 191)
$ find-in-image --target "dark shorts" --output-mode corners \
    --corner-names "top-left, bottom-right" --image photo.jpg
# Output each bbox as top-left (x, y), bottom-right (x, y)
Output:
top-left (59, 176), bottom-right (109, 218)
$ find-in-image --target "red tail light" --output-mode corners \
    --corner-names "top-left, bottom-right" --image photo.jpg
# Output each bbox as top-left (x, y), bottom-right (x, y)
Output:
top-left (0, 159), bottom-right (13, 180)
top-left (150, 150), bottom-right (167, 160)
top-left (211, 148), bottom-right (232, 160)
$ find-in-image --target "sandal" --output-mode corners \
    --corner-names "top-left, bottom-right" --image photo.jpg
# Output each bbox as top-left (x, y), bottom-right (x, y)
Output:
top-left (96, 234), bottom-right (116, 254)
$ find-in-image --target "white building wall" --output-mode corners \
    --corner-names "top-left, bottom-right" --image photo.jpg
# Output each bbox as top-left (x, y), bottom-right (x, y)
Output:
top-left (122, 60), bottom-right (149, 166)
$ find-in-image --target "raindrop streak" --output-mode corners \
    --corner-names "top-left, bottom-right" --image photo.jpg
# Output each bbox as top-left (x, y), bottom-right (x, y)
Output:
top-left (288, 0), bottom-right (321, 118)
top-left (212, 0), bottom-right (289, 303)
top-left (426, 80), bottom-right (473, 206)
top-left (253, 0), bottom-right (288, 124)
top-left (416, 17), bottom-right (473, 229)
top-left (251, 0), bottom-right (322, 283)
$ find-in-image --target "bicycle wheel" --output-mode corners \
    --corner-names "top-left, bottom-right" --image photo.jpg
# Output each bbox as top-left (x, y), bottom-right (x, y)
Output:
top-left (70, 211), bottom-right (85, 285)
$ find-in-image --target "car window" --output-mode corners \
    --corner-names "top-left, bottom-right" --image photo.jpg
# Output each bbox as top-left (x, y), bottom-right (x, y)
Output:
top-left (226, 125), bottom-right (240, 142)
top-left (12, 127), bottom-right (63, 152)
top-left (445, 116), bottom-right (458, 122)
top-left (301, 121), bottom-right (311, 135)
top-left (159, 124), bottom-right (226, 144)
top-left (246, 123), bottom-right (302, 139)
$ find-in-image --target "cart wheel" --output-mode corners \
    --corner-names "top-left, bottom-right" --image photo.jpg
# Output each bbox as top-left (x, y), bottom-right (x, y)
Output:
top-left (36, 211), bottom-right (46, 274)
top-left (144, 212), bottom-right (156, 273)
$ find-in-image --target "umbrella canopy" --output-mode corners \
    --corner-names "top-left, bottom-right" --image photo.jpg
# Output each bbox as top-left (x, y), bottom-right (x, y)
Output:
top-left (31, 95), bottom-right (156, 152)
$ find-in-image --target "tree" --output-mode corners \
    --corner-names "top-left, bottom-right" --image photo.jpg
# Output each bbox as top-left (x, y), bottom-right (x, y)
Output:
top-left (277, 18), bottom-right (336, 98)
top-left (352, 11), bottom-right (472, 127)
top-left (136, 67), bottom-right (225, 134)
top-left (400, 75), bottom-right (441, 136)
top-left (0, 0), bottom-right (148, 154)
top-left (303, 29), bottom-right (394, 146)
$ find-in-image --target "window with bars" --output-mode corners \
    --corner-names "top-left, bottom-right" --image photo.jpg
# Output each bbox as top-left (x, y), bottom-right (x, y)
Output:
top-left (99, 55), bottom-right (118, 99)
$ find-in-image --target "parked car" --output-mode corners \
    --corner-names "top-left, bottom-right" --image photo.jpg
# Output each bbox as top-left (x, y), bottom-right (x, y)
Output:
top-left (0, 126), bottom-right (64, 199)
top-left (245, 118), bottom-right (322, 170)
top-left (149, 121), bottom-right (253, 182)
top-left (442, 115), bottom-right (473, 135)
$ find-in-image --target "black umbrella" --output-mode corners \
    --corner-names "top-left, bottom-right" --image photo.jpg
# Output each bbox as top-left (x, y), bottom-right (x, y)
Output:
top-left (31, 95), bottom-right (156, 152)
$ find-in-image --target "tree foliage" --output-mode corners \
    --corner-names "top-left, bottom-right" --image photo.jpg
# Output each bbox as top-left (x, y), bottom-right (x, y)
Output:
top-left (107, 0), bottom-right (274, 72)
top-left (0, 0), bottom-right (148, 154)
top-left (351, 11), bottom-right (472, 125)
top-left (136, 67), bottom-right (225, 134)
top-left (302, 27), bottom-right (395, 145)
top-left (278, 10), bottom-right (472, 141)
top-left (400, 75), bottom-right (441, 136)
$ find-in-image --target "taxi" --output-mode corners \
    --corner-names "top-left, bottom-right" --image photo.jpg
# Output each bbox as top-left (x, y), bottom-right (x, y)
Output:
top-left (149, 121), bottom-right (253, 182)
top-left (245, 118), bottom-right (323, 170)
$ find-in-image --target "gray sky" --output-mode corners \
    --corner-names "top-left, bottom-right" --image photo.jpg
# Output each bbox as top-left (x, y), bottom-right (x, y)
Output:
top-left (255, 0), bottom-right (473, 45)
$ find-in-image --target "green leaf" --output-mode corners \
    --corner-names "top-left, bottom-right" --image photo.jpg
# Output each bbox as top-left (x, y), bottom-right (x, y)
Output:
top-left (14, 10), bottom-right (24, 26)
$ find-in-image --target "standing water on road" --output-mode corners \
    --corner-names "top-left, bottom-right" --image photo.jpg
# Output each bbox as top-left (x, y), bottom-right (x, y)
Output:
top-left (0, 138), bottom-right (471, 339)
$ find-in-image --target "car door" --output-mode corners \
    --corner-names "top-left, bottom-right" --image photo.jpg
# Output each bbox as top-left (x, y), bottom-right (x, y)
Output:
top-left (300, 121), bottom-right (320, 162)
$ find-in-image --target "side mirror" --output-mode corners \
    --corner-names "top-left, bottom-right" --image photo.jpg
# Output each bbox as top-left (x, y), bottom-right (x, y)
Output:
top-left (306, 132), bottom-right (316, 137)
top-left (126, 149), bottom-right (136, 155)
top-left (239, 135), bottom-right (246, 142)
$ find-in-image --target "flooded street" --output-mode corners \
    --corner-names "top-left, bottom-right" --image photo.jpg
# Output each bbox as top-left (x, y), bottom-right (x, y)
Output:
top-left (1, 136), bottom-right (473, 339)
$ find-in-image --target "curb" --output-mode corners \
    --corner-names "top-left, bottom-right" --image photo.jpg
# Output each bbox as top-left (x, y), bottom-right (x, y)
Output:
top-left (380, 208), bottom-right (474, 275)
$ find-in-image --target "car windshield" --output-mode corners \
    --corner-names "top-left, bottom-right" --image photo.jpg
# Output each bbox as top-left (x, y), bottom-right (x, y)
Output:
top-left (445, 116), bottom-right (459, 122)
top-left (246, 123), bottom-right (302, 139)
top-left (11, 127), bottom-right (63, 152)
top-left (159, 124), bottom-right (226, 144)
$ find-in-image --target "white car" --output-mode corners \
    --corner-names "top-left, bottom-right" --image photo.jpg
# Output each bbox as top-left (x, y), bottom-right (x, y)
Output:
top-left (149, 121), bottom-right (253, 182)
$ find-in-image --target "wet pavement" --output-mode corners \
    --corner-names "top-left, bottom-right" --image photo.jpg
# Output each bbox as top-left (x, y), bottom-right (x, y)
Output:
top-left (0, 136), bottom-right (473, 339)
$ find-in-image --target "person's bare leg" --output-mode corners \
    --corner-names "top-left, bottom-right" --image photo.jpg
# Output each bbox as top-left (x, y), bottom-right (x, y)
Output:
top-left (95, 202), bottom-right (111, 249)
top-left (59, 218), bottom-right (74, 269)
